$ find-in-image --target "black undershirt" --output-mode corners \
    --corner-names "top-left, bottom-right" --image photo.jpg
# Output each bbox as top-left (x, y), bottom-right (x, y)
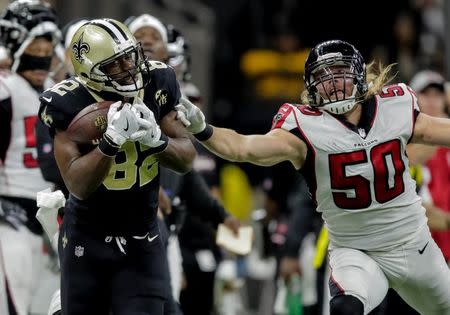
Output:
top-left (330, 97), bottom-right (376, 137)
top-left (0, 98), bottom-right (12, 163)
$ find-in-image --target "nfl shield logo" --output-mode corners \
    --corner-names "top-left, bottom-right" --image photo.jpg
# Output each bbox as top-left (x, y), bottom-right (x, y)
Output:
top-left (358, 128), bottom-right (366, 138)
top-left (74, 246), bottom-right (84, 257)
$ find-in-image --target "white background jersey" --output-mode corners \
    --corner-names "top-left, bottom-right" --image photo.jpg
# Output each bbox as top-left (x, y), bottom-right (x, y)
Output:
top-left (273, 83), bottom-right (427, 250)
top-left (0, 71), bottom-right (52, 200)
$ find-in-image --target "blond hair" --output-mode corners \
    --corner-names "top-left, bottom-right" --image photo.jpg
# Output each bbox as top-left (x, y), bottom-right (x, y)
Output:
top-left (364, 62), bottom-right (397, 99)
top-left (300, 62), bottom-right (397, 104)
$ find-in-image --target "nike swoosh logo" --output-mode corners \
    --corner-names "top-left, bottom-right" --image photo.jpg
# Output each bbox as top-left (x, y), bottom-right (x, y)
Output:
top-left (124, 119), bottom-right (129, 131)
top-left (42, 96), bottom-right (52, 103)
top-left (418, 241), bottom-right (429, 254)
top-left (148, 234), bottom-right (159, 242)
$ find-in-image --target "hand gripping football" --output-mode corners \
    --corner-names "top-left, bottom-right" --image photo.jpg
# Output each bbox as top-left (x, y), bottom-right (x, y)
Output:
top-left (66, 101), bottom-right (114, 144)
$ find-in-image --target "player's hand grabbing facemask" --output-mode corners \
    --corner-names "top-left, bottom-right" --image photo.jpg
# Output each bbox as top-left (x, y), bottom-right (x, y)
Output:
top-left (175, 97), bottom-right (206, 134)
top-left (130, 101), bottom-right (167, 149)
top-left (104, 101), bottom-right (141, 146)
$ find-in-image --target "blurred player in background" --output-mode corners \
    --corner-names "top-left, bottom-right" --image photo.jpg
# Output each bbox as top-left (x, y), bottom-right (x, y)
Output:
top-left (126, 14), bottom-right (240, 315)
top-left (0, 1), bottom-right (61, 314)
top-left (176, 39), bottom-right (450, 315)
top-left (127, 13), bottom-right (170, 64)
top-left (35, 18), bottom-right (90, 315)
top-left (166, 24), bottom-right (226, 315)
top-left (125, 14), bottom-right (186, 315)
top-left (0, 45), bottom-right (11, 70)
top-left (407, 70), bottom-right (450, 257)
top-left (36, 18), bottom-right (90, 197)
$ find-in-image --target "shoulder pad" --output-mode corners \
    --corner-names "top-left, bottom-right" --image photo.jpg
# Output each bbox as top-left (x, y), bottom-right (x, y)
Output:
top-left (378, 83), bottom-right (419, 111)
top-left (143, 63), bottom-right (181, 118)
top-left (271, 103), bottom-right (297, 130)
top-left (378, 83), bottom-right (407, 99)
top-left (39, 78), bottom-right (96, 134)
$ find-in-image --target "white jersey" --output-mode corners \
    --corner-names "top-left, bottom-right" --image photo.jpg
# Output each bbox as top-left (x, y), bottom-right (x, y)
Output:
top-left (0, 71), bottom-right (52, 200)
top-left (272, 83), bottom-right (426, 250)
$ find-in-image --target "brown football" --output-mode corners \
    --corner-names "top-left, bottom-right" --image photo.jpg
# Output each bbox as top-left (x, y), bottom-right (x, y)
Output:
top-left (66, 101), bottom-right (114, 144)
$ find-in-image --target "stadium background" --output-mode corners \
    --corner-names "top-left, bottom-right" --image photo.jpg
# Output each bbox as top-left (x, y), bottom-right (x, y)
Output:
top-left (0, 1), bottom-right (449, 314)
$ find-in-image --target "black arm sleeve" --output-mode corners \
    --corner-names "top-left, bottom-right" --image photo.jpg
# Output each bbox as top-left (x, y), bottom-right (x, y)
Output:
top-left (282, 177), bottom-right (318, 257)
top-left (35, 119), bottom-right (67, 192)
top-left (0, 98), bottom-right (12, 163)
top-left (180, 170), bottom-right (229, 227)
top-left (283, 207), bottom-right (315, 257)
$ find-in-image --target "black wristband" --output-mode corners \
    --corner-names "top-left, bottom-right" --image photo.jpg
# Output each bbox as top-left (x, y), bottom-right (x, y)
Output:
top-left (153, 133), bottom-right (169, 153)
top-left (193, 124), bottom-right (213, 141)
top-left (98, 134), bottom-right (120, 157)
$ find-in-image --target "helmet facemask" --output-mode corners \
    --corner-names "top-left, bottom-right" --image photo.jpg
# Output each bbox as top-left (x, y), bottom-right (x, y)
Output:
top-left (88, 42), bottom-right (149, 97)
top-left (304, 41), bottom-right (368, 115)
top-left (167, 25), bottom-right (191, 81)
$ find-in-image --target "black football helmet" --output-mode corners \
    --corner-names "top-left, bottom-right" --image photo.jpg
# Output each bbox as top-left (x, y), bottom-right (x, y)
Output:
top-left (167, 25), bottom-right (191, 81)
top-left (0, 0), bottom-right (60, 71)
top-left (304, 40), bottom-right (368, 114)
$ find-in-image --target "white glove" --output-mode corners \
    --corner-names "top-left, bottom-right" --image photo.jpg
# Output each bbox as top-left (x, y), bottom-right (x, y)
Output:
top-left (130, 103), bottom-right (167, 148)
top-left (104, 101), bottom-right (140, 146)
top-left (175, 97), bottom-right (206, 134)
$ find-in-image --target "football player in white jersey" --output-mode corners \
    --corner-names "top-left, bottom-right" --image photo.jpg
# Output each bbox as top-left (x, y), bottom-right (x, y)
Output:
top-left (0, 1), bottom-right (60, 314)
top-left (176, 39), bottom-right (450, 315)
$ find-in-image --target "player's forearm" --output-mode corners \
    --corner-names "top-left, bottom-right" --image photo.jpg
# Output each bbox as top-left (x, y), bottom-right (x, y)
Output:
top-left (59, 147), bottom-right (113, 200)
top-left (201, 127), bottom-right (296, 167)
top-left (424, 202), bottom-right (450, 231)
top-left (413, 114), bottom-right (450, 147)
top-left (54, 129), bottom-right (119, 199)
top-left (156, 137), bottom-right (196, 174)
top-left (182, 170), bottom-right (228, 227)
top-left (406, 144), bottom-right (437, 165)
top-left (424, 121), bottom-right (450, 147)
top-left (201, 126), bottom-right (249, 162)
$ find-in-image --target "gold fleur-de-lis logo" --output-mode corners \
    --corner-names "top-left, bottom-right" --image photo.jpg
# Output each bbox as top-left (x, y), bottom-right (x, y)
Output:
top-left (155, 89), bottom-right (168, 106)
top-left (72, 32), bottom-right (90, 63)
top-left (40, 106), bottom-right (53, 127)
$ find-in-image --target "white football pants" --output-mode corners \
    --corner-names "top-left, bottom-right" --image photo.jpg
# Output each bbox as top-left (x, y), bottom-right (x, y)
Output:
top-left (0, 223), bottom-right (45, 315)
top-left (328, 225), bottom-right (450, 315)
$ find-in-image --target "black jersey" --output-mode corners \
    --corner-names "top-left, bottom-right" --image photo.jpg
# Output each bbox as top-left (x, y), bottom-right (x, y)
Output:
top-left (38, 65), bottom-right (181, 234)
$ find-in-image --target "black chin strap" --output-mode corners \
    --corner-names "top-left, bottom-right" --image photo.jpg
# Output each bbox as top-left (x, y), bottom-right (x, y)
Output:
top-left (16, 54), bottom-right (52, 72)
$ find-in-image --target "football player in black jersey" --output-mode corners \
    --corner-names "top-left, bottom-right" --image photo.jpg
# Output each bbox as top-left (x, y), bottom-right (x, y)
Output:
top-left (38, 18), bottom-right (196, 315)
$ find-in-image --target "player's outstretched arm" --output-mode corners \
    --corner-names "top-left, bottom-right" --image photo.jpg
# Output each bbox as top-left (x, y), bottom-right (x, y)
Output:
top-left (406, 143), bottom-right (437, 165)
top-left (412, 113), bottom-right (450, 147)
top-left (423, 202), bottom-right (450, 231)
top-left (176, 97), bottom-right (306, 169)
top-left (204, 127), bottom-right (306, 169)
top-left (157, 110), bottom-right (196, 173)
